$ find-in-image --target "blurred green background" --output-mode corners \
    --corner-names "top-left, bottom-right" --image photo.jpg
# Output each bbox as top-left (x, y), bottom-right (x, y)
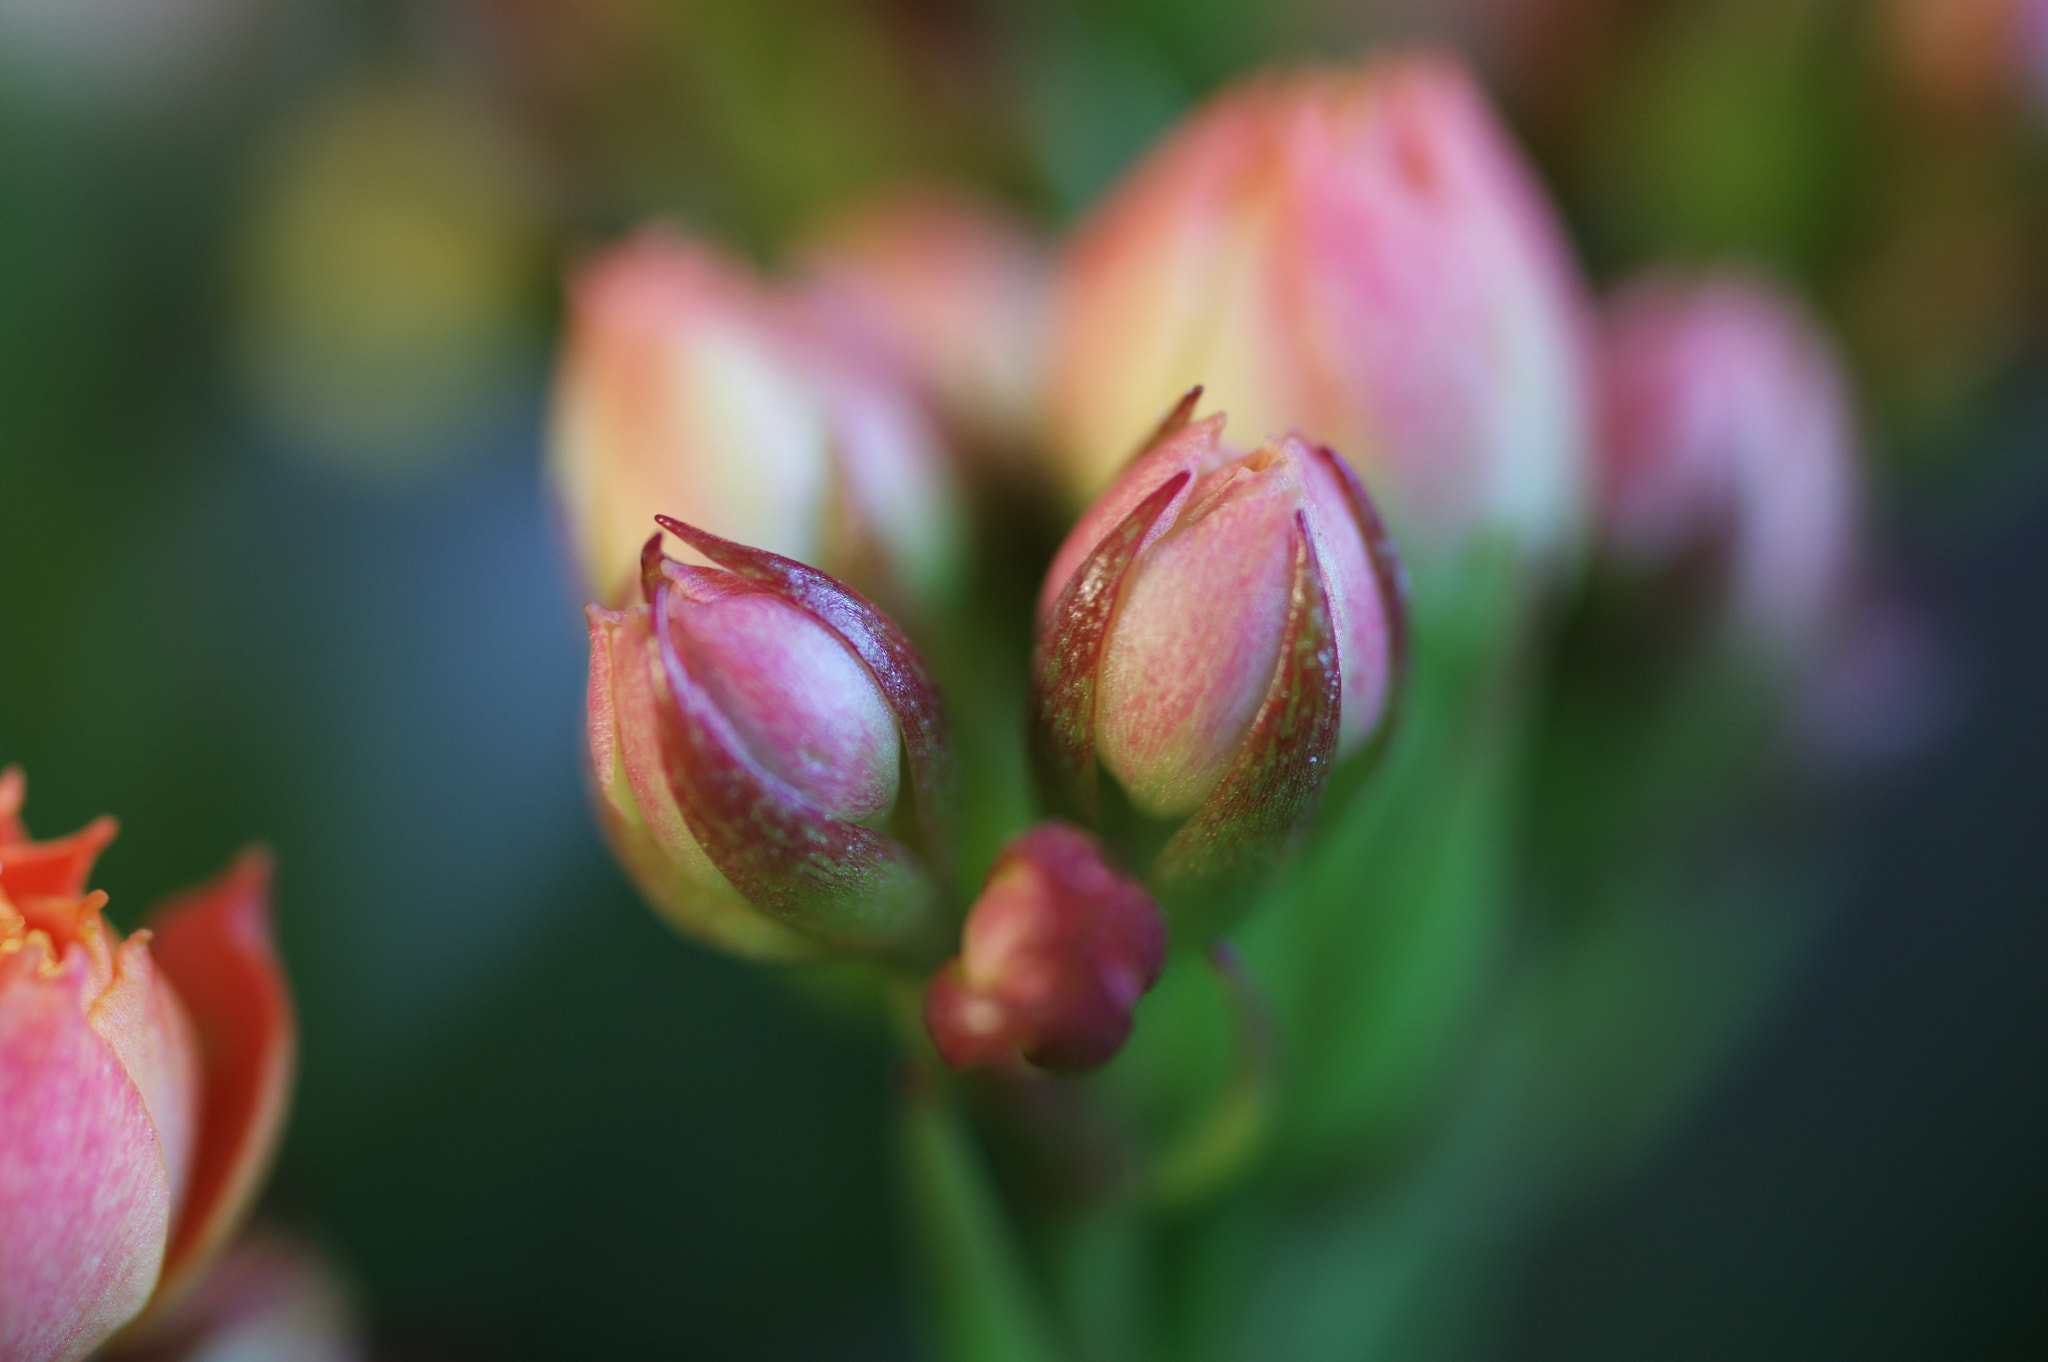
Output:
top-left (1, 0), bottom-right (2044, 1357)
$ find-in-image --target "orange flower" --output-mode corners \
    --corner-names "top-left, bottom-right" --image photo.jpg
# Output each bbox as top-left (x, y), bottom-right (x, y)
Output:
top-left (0, 770), bottom-right (294, 1362)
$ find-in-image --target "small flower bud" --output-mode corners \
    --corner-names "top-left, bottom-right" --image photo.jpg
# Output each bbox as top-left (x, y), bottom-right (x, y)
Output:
top-left (550, 229), bottom-right (961, 611)
top-left (1048, 55), bottom-right (1592, 562)
top-left (925, 824), bottom-right (1166, 1073)
top-left (1597, 270), bottom-right (1861, 649)
top-left (585, 519), bottom-right (955, 962)
top-left (800, 186), bottom-right (1050, 459)
top-left (1033, 400), bottom-right (1406, 914)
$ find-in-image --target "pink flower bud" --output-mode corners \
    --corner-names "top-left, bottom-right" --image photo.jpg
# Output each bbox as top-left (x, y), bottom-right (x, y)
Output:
top-left (106, 1229), bottom-right (365, 1362)
top-left (0, 772), bottom-right (294, 1362)
top-left (550, 229), bottom-right (961, 610)
top-left (925, 824), bottom-right (1166, 1073)
top-left (800, 186), bottom-right (1050, 457)
top-left (585, 519), bottom-right (955, 961)
top-left (1034, 401), bottom-right (1406, 906)
top-left (1598, 271), bottom-right (1861, 648)
top-left (1047, 55), bottom-right (1592, 561)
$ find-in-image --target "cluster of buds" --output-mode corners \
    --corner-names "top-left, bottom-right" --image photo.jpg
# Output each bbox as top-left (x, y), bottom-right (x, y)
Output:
top-left (560, 50), bottom-right (1881, 1083)
top-left (0, 770), bottom-right (306, 1362)
top-left (1047, 56), bottom-right (1593, 564)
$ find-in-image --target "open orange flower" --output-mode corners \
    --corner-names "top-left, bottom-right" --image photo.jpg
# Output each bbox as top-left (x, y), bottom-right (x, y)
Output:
top-left (0, 769), bottom-right (294, 1362)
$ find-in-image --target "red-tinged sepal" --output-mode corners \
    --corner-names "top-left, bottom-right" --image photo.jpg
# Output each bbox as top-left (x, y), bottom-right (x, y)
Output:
top-left (1029, 471), bottom-right (1193, 822)
top-left (0, 767), bottom-right (119, 905)
top-left (652, 515), bottom-right (956, 880)
top-left (647, 576), bottom-right (943, 963)
top-left (141, 851), bottom-right (295, 1315)
top-left (1151, 513), bottom-right (1341, 935)
top-left (925, 824), bottom-right (1166, 1073)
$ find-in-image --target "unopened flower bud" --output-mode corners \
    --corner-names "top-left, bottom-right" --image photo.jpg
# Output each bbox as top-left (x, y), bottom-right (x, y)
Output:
top-left (925, 824), bottom-right (1166, 1073)
top-left (800, 186), bottom-right (1050, 459)
top-left (585, 518), bottom-right (954, 962)
top-left (1597, 270), bottom-right (1860, 649)
top-left (1034, 400), bottom-right (1405, 913)
top-left (550, 229), bottom-right (961, 610)
top-left (1048, 55), bottom-right (1592, 562)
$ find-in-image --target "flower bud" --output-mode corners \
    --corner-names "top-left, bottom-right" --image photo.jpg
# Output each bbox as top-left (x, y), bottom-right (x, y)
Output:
top-left (925, 823), bottom-right (1166, 1073)
top-left (105, 1229), bottom-right (366, 1362)
top-left (0, 771), bottom-right (293, 1362)
top-left (550, 229), bottom-right (962, 610)
top-left (1047, 55), bottom-right (1592, 562)
top-left (585, 518), bottom-right (955, 962)
top-left (800, 186), bottom-right (1050, 458)
top-left (1597, 270), bottom-right (1860, 649)
top-left (1033, 401), bottom-right (1406, 911)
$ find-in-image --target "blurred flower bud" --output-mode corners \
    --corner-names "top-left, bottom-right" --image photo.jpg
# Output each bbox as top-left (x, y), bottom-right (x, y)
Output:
top-left (1598, 271), bottom-right (1861, 650)
top-left (586, 519), bottom-right (955, 962)
top-left (107, 1229), bottom-right (366, 1362)
top-left (1034, 400), bottom-right (1406, 912)
top-left (1885, 0), bottom-right (2046, 119)
top-left (925, 823), bottom-right (1166, 1073)
top-left (801, 186), bottom-right (1050, 461)
top-left (1048, 55), bottom-right (1592, 563)
top-left (0, 772), bottom-right (294, 1362)
top-left (551, 229), bottom-right (962, 611)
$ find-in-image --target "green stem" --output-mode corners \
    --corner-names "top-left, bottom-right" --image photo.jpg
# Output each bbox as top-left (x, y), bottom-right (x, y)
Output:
top-left (900, 1073), bottom-right (1069, 1362)
top-left (1144, 941), bottom-right (1276, 1209)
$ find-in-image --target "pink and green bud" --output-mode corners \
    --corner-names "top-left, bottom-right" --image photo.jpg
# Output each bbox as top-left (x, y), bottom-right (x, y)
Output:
top-left (800, 186), bottom-right (1050, 459)
top-left (0, 772), bottom-right (294, 1362)
top-left (1597, 270), bottom-right (1861, 650)
top-left (550, 229), bottom-right (961, 611)
top-left (924, 823), bottom-right (1166, 1073)
top-left (586, 519), bottom-right (955, 962)
top-left (1033, 399), bottom-right (1406, 913)
top-left (1047, 55), bottom-right (1592, 563)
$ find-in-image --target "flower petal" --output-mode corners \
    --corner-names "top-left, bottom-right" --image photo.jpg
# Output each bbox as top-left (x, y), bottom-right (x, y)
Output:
top-left (1152, 511), bottom-right (1341, 933)
top-left (653, 515), bottom-right (956, 880)
top-left (142, 853), bottom-right (295, 1312)
top-left (0, 939), bottom-right (175, 1362)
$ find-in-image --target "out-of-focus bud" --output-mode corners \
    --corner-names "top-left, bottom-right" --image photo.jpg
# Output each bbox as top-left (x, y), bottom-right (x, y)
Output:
top-left (1885, 0), bottom-right (2047, 119)
top-left (586, 519), bottom-right (955, 962)
top-left (0, 771), bottom-right (294, 1362)
top-left (801, 186), bottom-right (1050, 460)
top-left (1034, 399), bottom-right (1406, 913)
top-left (925, 823), bottom-right (1166, 1073)
top-left (1598, 271), bottom-right (1861, 650)
top-left (551, 229), bottom-right (962, 611)
top-left (1047, 55), bottom-right (1592, 563)
top-left (107, 1229), bottom-right (366, 1362)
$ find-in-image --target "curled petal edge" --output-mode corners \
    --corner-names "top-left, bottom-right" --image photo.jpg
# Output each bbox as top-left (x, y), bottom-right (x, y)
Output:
top-left (651, 516), bottom-right (956, 883)
top-left (1030, 471), bottom-right (1194, 822)
top-left (1308, 442), bottom-right (1411, 733)
top-left (139, 850), bottom-right (296, 1318)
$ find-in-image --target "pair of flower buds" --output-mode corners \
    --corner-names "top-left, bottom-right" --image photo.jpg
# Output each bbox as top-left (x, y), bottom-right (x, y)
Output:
top-left (0, 771), bottom-right (342, 1362)
top-left (585, 392), bottom-right (1405, 1073)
